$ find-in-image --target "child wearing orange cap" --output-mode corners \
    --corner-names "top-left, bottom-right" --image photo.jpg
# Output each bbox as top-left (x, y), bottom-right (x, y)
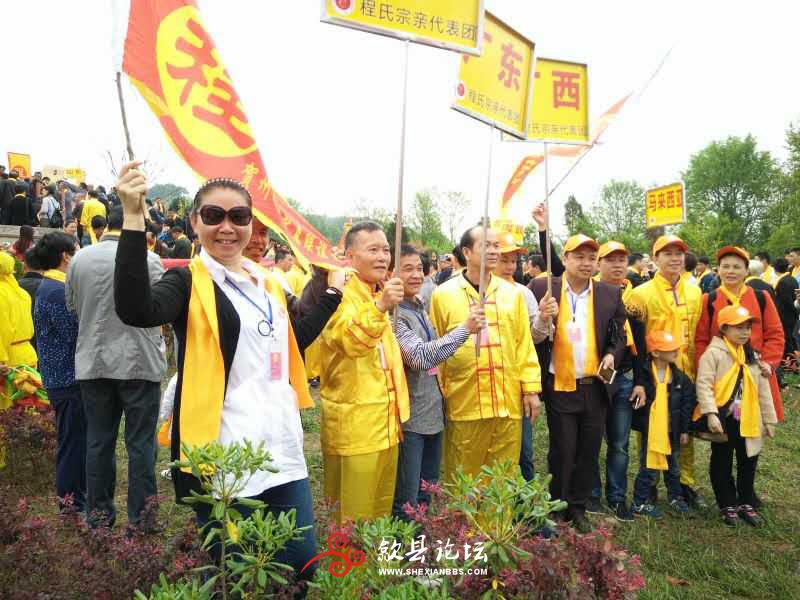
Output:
top-left (695, 305), bottom-right (777, 527)
top-left (630, 330), bottom-right (696, 519)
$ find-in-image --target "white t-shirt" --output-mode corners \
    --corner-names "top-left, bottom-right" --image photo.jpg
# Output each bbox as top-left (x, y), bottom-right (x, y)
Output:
top-left (200, 251), bottom-right (307, 497)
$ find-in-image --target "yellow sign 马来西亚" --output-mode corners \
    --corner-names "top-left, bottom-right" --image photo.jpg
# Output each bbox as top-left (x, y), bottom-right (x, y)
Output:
top-left (65, 168), bottom-right (86, 184)
top-left (452, 12), bottom-right (534, 138)
top-left (646, 182), bottom-right (686, 228)
top-left (7, 152), bottom-right (31, 178)
top-left (527, 58), bottom-right (589, 143)
top-left (321, 0), bottom-right (484, 55)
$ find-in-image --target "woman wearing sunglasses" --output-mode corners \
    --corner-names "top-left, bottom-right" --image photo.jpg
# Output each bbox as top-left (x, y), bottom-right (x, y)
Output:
top-left (112, 162), bottom-right (339, 584)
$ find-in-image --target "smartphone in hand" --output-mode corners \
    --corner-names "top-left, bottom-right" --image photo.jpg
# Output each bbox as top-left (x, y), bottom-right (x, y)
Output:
top-left (597, 366), bottom-right (617, 384)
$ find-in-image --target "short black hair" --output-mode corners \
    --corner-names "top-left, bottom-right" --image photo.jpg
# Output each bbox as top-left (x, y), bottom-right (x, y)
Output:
top-left (459, 224), bottom-right (484, 254)
top-left (192, 178), bottom-right (252, 213)
top-left (107, 207), bottom-right (124, 230)
top-left (344, 221), bottom-right (383, 249)
top-left (274, 248), bottom-right (292, 262)
top-left (171, 226), bottom-right (184, 234)
top-left (33, 232), bottom-right (76, 270)
top-left (452, 245), bottom-right (467, 268)
top-left (791, 247), bottom-right (800, 254)
top-left (88, 189), bottom-right (99, 199)
top-left (79, 182), bottom-right (88, 190)
top-left (684, 252), bottom-right (698, 272)
top-left (23, 247), bottom-right (42, 271)
top-left (91, 215), bottom-right (107, 230)
top-left (628, 253), bottom-right (643, 266)
top-left (697, 256), bottom-right (710, 266)
top-left (755, 251), bottom-right (770, 262)
top-left (528, 253), bottom-right (546, 271)
top-left (774, 258), bottom-right (790, 274)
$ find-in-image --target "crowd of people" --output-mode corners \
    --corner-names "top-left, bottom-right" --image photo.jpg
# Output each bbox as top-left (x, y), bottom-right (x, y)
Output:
top-left (2, 160), bottom-right (800, 583)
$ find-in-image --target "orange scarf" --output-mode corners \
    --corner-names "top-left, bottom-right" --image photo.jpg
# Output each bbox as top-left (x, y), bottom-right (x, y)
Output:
top-left (647, 363), bottom-right (672, 470)
top-left (553, 281), bottom-right (598, 392)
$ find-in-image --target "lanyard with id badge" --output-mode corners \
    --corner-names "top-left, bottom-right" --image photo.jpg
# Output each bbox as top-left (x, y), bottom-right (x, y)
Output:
top-left (225, 277), bottom-right (284, 381)
top-left (566, 288), bottom-right (584, 344)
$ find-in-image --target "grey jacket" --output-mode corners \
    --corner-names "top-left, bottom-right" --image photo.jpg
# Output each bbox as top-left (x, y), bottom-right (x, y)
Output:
top-left (66, 234), bottom-right (167, 382)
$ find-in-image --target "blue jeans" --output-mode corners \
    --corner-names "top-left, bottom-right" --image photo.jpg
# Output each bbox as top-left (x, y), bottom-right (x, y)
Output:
top-left (392, 430), bottom-right (443, 519)
top-left (519, 416), bottom-right (534, 481)
top-left (633, 435), bottom-right (682, 505)
top-left (591, 376), bottom-right (633, 504)
top-left (49, 384), bottom-right (87, 512)
top-left (194, 478), bottom-right (317, 581)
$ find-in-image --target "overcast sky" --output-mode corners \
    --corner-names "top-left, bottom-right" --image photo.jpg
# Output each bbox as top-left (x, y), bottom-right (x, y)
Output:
top-left (2, 1), bottom-right (798, 239)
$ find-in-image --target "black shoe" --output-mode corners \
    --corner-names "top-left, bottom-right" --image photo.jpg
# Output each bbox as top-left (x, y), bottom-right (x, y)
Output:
top-left (570, 512), bottom-right (594, 534)
top-left (585, 497), bottom-right (604, 515)
top-left (682, 485), bottom-right (709, 511)
top-left (608, 501), bottom-right (634, 523)
top-left (721, 506), bottom-right (739, 528)
top-left (648, 485), bottom-right (658, 503)
top-left (309, 377), bottom-right (320, 388)
top-left (737, 504), bottom-right (763, 528)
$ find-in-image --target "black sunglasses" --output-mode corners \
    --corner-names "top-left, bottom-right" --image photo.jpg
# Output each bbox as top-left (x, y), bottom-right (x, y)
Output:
top-left (198, 205), bottom-right (252, 226)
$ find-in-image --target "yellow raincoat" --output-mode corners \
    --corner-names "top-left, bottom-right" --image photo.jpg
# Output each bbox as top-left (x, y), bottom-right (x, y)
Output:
top-left (319, 274), bottom-right (409, 521)
top-left (78, 198), bottom-right (108, 244)
top-left (430, 274), bottom-right (541, 479)
top-left (626, 271), bottom-right (702, 486)
top-left (1, 252), bottom-right (38, 414)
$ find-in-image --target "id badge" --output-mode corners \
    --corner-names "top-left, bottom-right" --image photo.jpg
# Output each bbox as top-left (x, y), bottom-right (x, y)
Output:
top-left (269, 351), bottom-right (283, 381)
top-left (567, 322), bottom-right (583, 344)
top-left (427, 367), bottom-right (439, 376)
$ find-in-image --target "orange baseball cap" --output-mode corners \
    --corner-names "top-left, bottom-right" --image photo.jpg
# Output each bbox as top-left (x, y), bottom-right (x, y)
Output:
top-left (718, 305), bottom-right (758, 327)
top-left (598, 241), bottom-right (630, 260)
top-left (563, 234), bottom-right (600, 253)
top-left (498, 232), bottom-right (525, 255)
top-left (716, 245), bottom-right (750, 264)
top-left (646, 330), bottom-right (683, 353)
top-left (652, 235), bottom-right (689, 255)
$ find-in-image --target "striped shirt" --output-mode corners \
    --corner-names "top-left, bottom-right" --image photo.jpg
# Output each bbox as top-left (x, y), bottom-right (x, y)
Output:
top-left (394, 318), bottom-right (469, 372)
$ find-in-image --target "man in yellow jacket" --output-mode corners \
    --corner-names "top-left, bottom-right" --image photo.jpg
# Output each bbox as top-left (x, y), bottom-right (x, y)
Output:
top-left (319, 221), bottom-right (409, 522)
top-left (430, 225), bottom-right (542, 483)
top-left (626, 235), bottom-right (706, 511)
top-left (78, 191), bottom-right (107, 245)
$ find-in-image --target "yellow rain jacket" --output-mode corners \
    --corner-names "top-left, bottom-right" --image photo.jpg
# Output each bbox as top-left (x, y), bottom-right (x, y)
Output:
top-left (626, 272), bottom-right (702, 380)
top-left (79, 198), bottom-right (108, 244)
top-left (319, 275), bottom-right (409, 456)
top-left (429, 273), bottom-right (541, 421)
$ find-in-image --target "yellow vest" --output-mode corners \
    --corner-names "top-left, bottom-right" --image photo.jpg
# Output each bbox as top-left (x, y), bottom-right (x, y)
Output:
top-left (319, 275), bottom-right (409, 456)
top-left (626, 272), bottom-right (702, 380)
top-left (429, 273), bottom-right (541, 421)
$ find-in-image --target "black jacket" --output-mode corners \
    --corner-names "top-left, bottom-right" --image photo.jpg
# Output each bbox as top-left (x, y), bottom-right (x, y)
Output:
top-left (632, 361), bottom-right (695, 446)
top-left (114, 230), bottom-right (341, 502)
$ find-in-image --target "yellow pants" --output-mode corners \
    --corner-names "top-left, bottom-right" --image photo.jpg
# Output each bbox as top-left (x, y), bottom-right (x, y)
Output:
top-left (443, 417), bottom-right (521, 483)
top-left (304, 338), bottom-right (321, 380)
top-left (324, 444), bottom-right (399, 523)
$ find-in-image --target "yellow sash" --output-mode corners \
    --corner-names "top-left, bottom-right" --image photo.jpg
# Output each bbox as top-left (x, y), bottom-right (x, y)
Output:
top-left (774, 272), bottom-right (791, 289)
top-left (553, 281), bottom-right (598, 392)
top-left (718, 284), bottom-right (746, 307)
top-left (651, 273), bottom-right (690, 373)
top-left (177, 258), bottom-right (312, 468)
top-left (43, 269), bottom-right (66, 283)
top-left (647, 363), bottom-right (672, 470)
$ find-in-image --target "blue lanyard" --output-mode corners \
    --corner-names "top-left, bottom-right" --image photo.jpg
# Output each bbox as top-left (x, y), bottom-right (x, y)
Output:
top-left (224, 277), bottom-right (273, 332)
top-left (411, 311), bottom-right (434, 341)
top-left (567, 289), bottom-right (580, 322)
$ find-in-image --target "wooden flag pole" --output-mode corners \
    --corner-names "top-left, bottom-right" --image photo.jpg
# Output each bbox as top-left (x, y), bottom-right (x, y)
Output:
top-left (477, 122), bottom-right (495, 357)
top-left (116, 72), bottom-right (135, 161)
top-left (543, 141), bottom-right (554, 342)
top-left (392, 39), bottom-right (410, 327)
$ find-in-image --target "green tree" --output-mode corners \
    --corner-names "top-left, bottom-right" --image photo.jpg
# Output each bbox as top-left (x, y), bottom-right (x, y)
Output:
top-left (590, 179), bottom-right (648, 250)
top-left (147, 183), bottom-right (189, 207)
top-left (436, 190), bottom-right (471, 245)
top-left (680, 135), bottom-right (781, 254)
top-left (411, 189), bottom-right (449, 251)
top-left (763, 123), bottom-right (800, 258)
top-left (563, 194), bottom-right (600, 239)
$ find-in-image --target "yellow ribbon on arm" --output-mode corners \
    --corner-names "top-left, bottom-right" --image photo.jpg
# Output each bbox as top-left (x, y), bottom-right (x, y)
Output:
top-left (553, 282), bottom-right (598, 392)
top-left (647, 363), bottom-right (672, 470)
top-left (177, 258), bottom-right (312, 470)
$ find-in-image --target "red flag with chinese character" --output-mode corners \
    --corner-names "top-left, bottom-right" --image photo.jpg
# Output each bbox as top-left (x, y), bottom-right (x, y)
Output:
top-left (118, 0), bottom-right (340, 269)
top-left (500, 93), bottom-right (633, 209)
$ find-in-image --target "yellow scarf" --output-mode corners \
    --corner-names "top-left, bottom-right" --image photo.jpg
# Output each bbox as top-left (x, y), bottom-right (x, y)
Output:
top-left (761, 266), bottom-right (774, 283)
top-left (176, 257), bottom-right (313, 469)
top-left (692, 338), bottom-right (760, 437)
top-left (43, 269), bottom-right (66, 282)
top-left (553, 280), bottom-right (598, 392)
top-left (697, 268), bottom-right (712, 281)
top-left (534, 271), bottom-right (548, 279)
top-left (793, 265), bottom-right (800, 277)
top-left (651, 273), bottom-right (690, 374)
top-left (647, 363), bottom-right (672, 470)
top-left (718, 284), bottom-right (746, 307)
